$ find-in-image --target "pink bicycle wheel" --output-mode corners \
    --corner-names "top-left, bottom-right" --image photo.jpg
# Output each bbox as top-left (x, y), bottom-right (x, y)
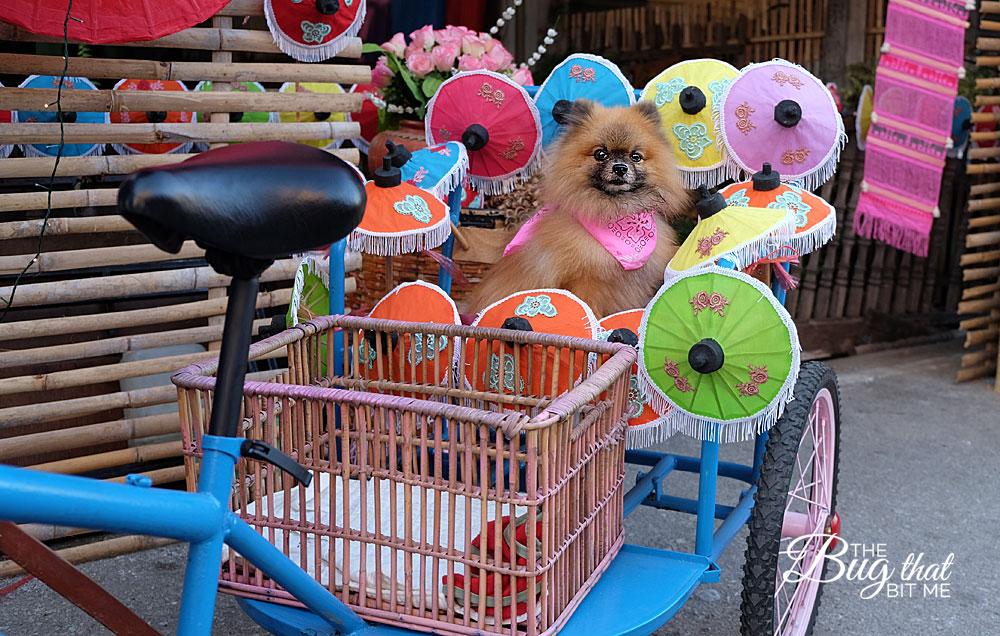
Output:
top-left (741, 361), bottom-right (841, 636)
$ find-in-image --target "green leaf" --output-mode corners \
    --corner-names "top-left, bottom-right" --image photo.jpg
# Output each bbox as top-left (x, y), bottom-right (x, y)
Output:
top-left (421, 76), bottom-right (443, 99)
top-left (361, 42), bottom-right (384, 54)
top-left (382, 52), bottom-right (425, 106)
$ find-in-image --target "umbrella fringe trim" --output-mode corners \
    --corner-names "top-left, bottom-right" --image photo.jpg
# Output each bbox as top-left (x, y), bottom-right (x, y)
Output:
top-left (288, 259), bottom-right (307, 327)
top-left (679, 162), bottom-right (742, 190)
top-left (21, 141), bottom-right (106, 158)
top-left (624, 419), bottom-right (672, 449)
top-left (784, 211), bottom-right (837, 256)
top-left (637, 265), bottom-right (802, 443)
top-left (466, 148), bottom-right (542, 196)
top-left (348, 219), bottom-right (452, 257)
top-left (264, 0), bottom-right (367, 63)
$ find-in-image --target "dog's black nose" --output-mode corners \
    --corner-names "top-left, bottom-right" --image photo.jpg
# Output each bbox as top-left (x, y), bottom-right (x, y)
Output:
top-left (612, 163), bottom-right (628, 177)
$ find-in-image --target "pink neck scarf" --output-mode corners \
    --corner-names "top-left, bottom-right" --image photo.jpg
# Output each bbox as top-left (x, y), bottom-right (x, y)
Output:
top-left (503, 205), bottom-right (657, 270)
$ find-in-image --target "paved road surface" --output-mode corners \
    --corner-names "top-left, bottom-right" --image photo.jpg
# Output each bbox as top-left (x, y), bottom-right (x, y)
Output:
top-left (1, 340), bottom-right (997, 635)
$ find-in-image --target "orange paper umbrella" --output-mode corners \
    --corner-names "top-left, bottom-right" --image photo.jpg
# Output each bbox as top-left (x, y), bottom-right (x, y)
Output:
top-left (461, 289), bottom-right (599, 411)
top-left (598, 309), bottom-right (669, 447)
top-left (718, 163), bottom-right (836, 255)
top-left (110, 78), bottom-right (193, 155)
top-left (349, 158), bottom-right (450, 256)
top-left (357, 280), bottom-right (461, 393)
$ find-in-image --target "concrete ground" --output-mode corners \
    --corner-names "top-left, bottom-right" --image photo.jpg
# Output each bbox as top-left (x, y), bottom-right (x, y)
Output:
top-left (1, 339), bottom-right (997, 635)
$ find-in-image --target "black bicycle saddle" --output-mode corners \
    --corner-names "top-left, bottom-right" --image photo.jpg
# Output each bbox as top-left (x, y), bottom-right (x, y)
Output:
top-left (118, 141), bottom-right (367, 264)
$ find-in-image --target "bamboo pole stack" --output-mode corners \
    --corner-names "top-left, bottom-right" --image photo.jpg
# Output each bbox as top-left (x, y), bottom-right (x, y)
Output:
top-left (0, 0), bottom-right (372, 486)
top-left (960, 2), bottom-right (1000, 388)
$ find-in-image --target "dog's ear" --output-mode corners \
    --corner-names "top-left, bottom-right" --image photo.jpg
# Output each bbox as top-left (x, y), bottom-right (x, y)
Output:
top-left (562, 98), bottom-right (594, 130)
top-left (633, 101), bottom-right (662, 126)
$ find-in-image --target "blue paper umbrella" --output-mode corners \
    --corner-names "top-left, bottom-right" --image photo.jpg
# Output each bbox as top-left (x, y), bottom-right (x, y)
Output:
top-left (16, 75), bottom-right (109, 158)
top-left (399, 141), bottom-right (469, 201)
top-left (950, 96), bottom-right (972, 159)
top-left (533, 53), bottom-right (635, 150)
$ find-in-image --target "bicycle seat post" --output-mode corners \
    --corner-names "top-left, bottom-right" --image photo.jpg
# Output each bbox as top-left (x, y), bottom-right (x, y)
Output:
top-left (207, 266), bottom-right (260, 438)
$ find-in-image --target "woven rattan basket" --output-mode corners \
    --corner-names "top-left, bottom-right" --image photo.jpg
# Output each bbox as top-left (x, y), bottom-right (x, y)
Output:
top-left (174, 314), bottom-right (633, 636)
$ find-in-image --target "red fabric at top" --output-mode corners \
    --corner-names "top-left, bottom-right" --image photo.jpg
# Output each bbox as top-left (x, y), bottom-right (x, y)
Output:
top-left (0, 0), bottom-right (232, 44)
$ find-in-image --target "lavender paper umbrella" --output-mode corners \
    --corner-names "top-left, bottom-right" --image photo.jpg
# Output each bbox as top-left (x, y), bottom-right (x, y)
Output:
top-left (716, 60), bottom-right (846, 190)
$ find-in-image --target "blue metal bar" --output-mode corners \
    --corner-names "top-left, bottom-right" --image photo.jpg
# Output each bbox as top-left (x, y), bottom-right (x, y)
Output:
top-left (711, 486), bottom-right (758, 563)
top-left (649, 494), bottom-right (735, 520)
top-left (0, 466), bottom-right (221, 542)
top-left (176, 436), bottom-right (244, 634)
top-left (623, 453), bottom-right (676, 517)
top-left (226, 519), bottom-right (370, 635)
top-left (328, 239), bottom-right (347, 377)
top-left (672, 455), bottom-right (755, 485)
top-left (694, 439), bottom-right (720, 558)
top-left (436, 188), bottom-right (462, 295)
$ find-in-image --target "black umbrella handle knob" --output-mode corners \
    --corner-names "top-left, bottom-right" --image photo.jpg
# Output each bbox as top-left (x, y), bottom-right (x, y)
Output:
top-left (58, 111), bottom-right (77, 123)
top-left (774, 99), bottom-right (802, 128)
top-left (313, 111), bottom-right (331, 121)
top-left (315, 0), bottom-right (339, 15)
top-left (752, 162), bottom-right (781, 191)
top-left (607, 327), bottom-right (639, 348)
top-left (679, 86), bottom-right (707, 115)
top-left (462, 124), bottom-right (490, 151)
top-left (145, 110), bottom-right (167, 124)
top-left (688, 338), bottom-right (725, 374)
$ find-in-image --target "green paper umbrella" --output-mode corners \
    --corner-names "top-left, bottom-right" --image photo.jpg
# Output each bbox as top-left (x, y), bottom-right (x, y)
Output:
top-left (638, 266), bottom-right (800, 443)
top-left (287, 253), bottom-right (331, 327)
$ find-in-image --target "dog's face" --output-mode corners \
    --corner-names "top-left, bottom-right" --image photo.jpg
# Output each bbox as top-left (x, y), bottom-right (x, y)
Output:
top-left (543, 100), bottom-right (688, 222)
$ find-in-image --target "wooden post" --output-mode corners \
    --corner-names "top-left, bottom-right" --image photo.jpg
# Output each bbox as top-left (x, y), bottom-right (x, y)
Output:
top-left (820, 0), bottom-right (867, 85)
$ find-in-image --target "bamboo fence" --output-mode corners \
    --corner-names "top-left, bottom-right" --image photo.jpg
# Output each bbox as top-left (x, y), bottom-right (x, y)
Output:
top-left (959, 3), bottom-right (1000, 389)
top-left (0, 0), bottom-right (372, 492)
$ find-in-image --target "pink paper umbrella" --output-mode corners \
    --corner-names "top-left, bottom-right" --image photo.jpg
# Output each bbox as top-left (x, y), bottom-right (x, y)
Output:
top-left (717, 60), bottom-right (846, 190)
top-left (424, 71), bottom-right (542, 196)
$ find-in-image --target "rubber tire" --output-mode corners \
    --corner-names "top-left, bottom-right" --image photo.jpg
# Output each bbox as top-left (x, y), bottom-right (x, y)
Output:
top-left (739, 361), bottom-right (841, 636)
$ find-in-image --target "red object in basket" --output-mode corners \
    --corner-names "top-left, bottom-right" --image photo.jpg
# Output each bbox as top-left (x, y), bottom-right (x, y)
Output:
top-left (0, 0), bottom-right (231, 44)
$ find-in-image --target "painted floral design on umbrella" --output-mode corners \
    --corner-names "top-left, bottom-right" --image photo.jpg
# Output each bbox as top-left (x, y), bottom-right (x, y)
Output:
top-left (425, 71), bottom-right (542, 195)
top-left (639, 59), bottom-right (739, 188)
top-left (110, 78), bottom-right (193, 155)
top-left (533, 53), bottom-right (635, 150)
top-left (638, 266), bottom-right (801, 442)
top-left (717, 59), bottom-right (846, 190)
top-left (264, 0), bottom-right (366, 62)
top-left (666, 205), bottom-right (795, 276)
top-left (16, 75), bottom-right (109, 158)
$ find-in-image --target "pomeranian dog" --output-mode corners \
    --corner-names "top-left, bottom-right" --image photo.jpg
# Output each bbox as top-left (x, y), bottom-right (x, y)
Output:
top-left (470, 99), bottom-right (690, 318)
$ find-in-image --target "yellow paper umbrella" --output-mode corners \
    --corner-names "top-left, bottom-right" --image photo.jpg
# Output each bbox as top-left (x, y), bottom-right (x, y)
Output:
top-left (666, 187), bottom-right (796, 276)
top-left (348, 158), bottom-right (450, 256)
top-left (638, 59), bottom-right (739, 188)
top-left (278, 81), bottom-right (348, 149)
top-left (855, 84), bottom-right (874, 152)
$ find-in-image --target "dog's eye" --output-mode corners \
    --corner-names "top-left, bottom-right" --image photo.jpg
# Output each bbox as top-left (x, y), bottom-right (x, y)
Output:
top-left (593, 148), bottom-right (609, 162)
top-left (630, 151), bottom-right (643, 163)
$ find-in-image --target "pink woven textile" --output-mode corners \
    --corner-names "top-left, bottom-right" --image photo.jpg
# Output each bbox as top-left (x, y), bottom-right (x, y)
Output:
top-left (854, 0), bottom-right (967, 257)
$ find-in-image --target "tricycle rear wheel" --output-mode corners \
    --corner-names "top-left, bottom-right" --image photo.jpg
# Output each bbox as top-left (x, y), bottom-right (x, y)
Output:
top-left (739, 361), bottom-right (841, 636)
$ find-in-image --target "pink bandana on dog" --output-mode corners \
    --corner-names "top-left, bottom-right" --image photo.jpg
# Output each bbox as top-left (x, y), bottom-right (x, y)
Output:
top-left (503, 205), bottom-right (657, 270)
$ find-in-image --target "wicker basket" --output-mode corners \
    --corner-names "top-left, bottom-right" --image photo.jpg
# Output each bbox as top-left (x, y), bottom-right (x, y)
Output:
top-left (174, 315), bottom-right (634, 636)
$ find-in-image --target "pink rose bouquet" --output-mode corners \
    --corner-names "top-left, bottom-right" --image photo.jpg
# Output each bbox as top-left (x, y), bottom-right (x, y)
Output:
top-left (362, 24), bottom-right (532, 129)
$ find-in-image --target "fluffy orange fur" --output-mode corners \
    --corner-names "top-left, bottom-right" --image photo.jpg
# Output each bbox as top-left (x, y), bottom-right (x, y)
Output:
top-left (471, 100), bottom-right (691, 317)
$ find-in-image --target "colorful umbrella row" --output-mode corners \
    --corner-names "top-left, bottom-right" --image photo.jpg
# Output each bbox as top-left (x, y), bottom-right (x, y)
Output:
top-left (5, 75), bottom-right (373, 156)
